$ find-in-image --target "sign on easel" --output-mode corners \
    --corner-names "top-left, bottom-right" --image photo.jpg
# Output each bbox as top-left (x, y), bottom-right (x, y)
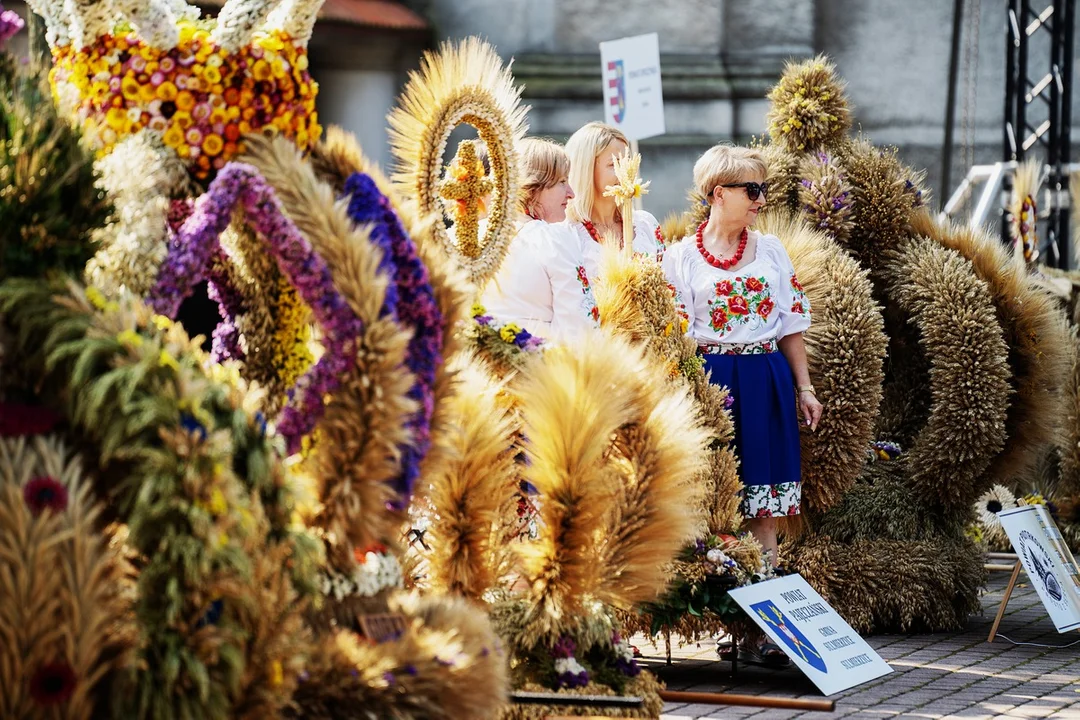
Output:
top-left (598, 33), bottom-right (665, 142)
top-left (999, 504), bottom-right (1080, 632)
top-left (729, 575), bottom-right (892, 696)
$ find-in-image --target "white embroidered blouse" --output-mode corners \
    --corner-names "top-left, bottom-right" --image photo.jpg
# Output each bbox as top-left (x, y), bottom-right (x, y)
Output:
top-left (481, 219), bottom-right (599, 340)
top-left (662, 230), bottom-right (811, 346)
top-left (568, 209), bottom-right (667, 280)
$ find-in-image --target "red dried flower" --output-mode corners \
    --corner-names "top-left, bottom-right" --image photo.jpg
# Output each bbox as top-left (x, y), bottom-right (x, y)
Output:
top-left (23, 476), bottom-right (68, 516)
top-left (29, 662), bottom-right (77, 706)
top-left (0, 403), bottom-right (60, 437)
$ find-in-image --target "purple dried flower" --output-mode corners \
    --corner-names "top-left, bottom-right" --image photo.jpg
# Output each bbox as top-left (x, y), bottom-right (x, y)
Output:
top-left (615, 657), bottom-right (641, 677)
top-left (551, 635), bottom-right (576, 659)
top-left (0, 8), bottom-right (25, 47)
top-left (556, 670), bottom-right (590, 689)
top-left (513, 328), bottom-right (534, 349)
top-left (206, 251), bottom-right (246, 363)
top-left (149, 163), bottom-right (364, 454)
top-left (345, 174), bottom-right (443, 509)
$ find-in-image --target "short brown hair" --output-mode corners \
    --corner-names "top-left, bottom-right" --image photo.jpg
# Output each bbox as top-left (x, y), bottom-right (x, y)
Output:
top-left (693, 144), bottom-right (769, 201)
top-left (518, 137), bottom-right (570, 216)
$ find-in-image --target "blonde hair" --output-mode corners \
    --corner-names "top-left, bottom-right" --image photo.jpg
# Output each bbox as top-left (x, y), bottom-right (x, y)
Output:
top-left (517, 137), bottom-right (570, 216)
top-left (693, 144), bottom-right (769, 202)
top-left (564, 122), bottom-right (628, 223)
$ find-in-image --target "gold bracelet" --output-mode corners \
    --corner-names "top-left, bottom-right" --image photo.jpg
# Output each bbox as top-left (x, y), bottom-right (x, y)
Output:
top-left (797, 385), bottom-right (816, 395)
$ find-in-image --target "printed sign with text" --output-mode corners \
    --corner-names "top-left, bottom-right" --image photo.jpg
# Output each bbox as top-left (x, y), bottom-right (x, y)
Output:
top-left (999, 504), bottom-right (1080, 632)
top-left (729, 575), bottom-right (892, 696)
top-left (598, 33), bottom-right (665, 141)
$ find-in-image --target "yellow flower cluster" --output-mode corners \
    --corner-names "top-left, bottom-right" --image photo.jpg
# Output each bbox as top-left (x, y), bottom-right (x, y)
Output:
top-left (270, 277), bottom-right (314, 392)
top-left (499, 322), bottom-right (522, 343)
top-left (1018, 493), bottom-right (1047, 506)
top-left (49, 22), bottom-right (321, 179)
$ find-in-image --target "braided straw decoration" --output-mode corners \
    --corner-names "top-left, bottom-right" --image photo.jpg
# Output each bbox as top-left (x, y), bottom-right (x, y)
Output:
top-left (388, 37), bottom-right (528, 286)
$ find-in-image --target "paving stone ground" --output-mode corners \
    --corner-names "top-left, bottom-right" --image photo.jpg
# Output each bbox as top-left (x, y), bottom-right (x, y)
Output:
top-left (632, 570), bottom-right (1080, 719)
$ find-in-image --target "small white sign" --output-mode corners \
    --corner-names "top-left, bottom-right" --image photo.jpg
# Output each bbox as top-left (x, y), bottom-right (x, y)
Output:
top-left (729, 575), bottom-right (892, 696)
top-left (999, 504), bottom-right (1080, 632)
top-left (598, 33), bottom-right (665, 141)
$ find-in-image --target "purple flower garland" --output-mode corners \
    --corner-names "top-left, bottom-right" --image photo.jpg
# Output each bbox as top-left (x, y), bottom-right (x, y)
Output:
top-left (205, 250), bottom-right (246, 363)
top-left (148, 163), bottom-right (364, 453)
top-left (343, 173), bottom-right (443, 509)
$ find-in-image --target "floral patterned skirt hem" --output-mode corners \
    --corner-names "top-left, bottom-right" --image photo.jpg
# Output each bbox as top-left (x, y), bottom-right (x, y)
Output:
top-left (740, 481), bottom-right (801, 518)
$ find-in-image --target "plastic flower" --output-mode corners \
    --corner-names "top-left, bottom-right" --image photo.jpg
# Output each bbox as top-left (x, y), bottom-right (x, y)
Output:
top-left (24, 476), bottom-right (69, 516)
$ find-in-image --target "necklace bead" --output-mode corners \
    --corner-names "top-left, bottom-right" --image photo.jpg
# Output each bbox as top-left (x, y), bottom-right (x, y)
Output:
top-left (696, 221), bottom-right (747, 270)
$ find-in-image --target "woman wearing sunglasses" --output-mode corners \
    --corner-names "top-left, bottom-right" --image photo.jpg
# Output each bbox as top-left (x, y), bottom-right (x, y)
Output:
top-left (482, 137), bottom-right (600, 340)
top-left (564, 122), bottom-right (666, 276)
top-left (663, 144), bottom-right (822, 667)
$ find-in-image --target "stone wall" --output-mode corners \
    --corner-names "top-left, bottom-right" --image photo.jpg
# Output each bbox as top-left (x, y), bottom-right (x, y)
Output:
top-left (400, 0), bottom-right (1080, 225)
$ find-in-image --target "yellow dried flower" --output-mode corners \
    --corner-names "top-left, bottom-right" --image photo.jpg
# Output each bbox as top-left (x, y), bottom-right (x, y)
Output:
top-left (499, 322), bottom-right (521, 343)
top-left (116, 328), bottom-right (143, 347)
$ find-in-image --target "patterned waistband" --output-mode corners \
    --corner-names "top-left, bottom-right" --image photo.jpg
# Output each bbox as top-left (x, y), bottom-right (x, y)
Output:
top-left (698, 339), bottom-right (778, 356)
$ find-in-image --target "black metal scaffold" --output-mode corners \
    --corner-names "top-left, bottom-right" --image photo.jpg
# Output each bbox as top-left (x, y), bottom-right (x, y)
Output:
top-left (1003, 0), bottom-right (1075, 267)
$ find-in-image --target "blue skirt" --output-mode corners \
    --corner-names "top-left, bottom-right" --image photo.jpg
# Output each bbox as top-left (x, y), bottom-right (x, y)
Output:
top-left (703, 351), bottom-right (802, 519)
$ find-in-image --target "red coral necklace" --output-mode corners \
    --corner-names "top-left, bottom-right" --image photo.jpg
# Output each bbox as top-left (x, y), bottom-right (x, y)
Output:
top-left (581, 219), bottom-right (603, 244)
top-left (582, 219), bottom-right (666, 248)
top-left (696, 221), bottom-right (747, 270)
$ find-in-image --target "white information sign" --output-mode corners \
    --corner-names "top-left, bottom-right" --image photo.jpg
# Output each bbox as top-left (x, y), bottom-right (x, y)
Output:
top-left (598, 33), bottom-right (665, 141)
top-left (999, 504), bottom-right (1080, 632)
top-left (729, 575), bottom-right (892, 696)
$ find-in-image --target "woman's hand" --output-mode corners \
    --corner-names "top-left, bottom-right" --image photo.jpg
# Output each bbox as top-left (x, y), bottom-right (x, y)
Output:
top-left (799, 390), bottom-right (823, 432)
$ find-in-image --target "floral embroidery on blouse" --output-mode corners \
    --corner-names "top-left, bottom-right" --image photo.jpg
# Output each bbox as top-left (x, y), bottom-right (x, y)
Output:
top-left (576, 265), bottom-right (600, 323)
top-left (707, 275), bottom-right (775, 335)
top-left (790, 273), bottom-right (809, 315)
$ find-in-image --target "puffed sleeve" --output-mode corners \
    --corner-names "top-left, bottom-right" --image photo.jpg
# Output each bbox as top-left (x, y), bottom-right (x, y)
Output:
top-left (762, 234), bottom-right (811, 337)
top-left (536, 223), bottom-right (600, 339)
top-left (661, 242), bottom-right (694, 334)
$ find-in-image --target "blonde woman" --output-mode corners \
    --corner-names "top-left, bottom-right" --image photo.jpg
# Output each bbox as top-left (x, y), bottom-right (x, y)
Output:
top-left (564, 122), bottom-right (665, 276)
top-left (663, 144), bottom-right (822, 666)
top-left (481, 138), bottom-right (599, 340)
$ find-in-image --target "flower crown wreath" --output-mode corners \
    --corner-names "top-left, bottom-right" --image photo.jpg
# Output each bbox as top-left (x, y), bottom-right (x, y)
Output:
top-left (32, 0), bottom-right (322, 179)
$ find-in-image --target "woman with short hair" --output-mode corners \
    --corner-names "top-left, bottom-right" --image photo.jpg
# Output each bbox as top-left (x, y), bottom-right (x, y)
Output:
top-left (481, 137), bottom-right (599, 340)
top-left (663, 143), bottom-right (823, 665)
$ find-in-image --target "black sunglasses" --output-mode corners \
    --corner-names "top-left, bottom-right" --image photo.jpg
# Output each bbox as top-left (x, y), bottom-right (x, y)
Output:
top-left (720, 181), bottom-right (769, 201)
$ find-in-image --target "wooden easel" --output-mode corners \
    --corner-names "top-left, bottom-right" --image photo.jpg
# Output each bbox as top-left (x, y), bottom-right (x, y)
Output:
top-left (987, 560), bottom-right (1024, 643)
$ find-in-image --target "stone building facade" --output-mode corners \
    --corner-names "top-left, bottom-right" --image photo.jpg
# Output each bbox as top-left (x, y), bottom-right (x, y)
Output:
top-left (399, 0), bottom-right (1080, 222)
